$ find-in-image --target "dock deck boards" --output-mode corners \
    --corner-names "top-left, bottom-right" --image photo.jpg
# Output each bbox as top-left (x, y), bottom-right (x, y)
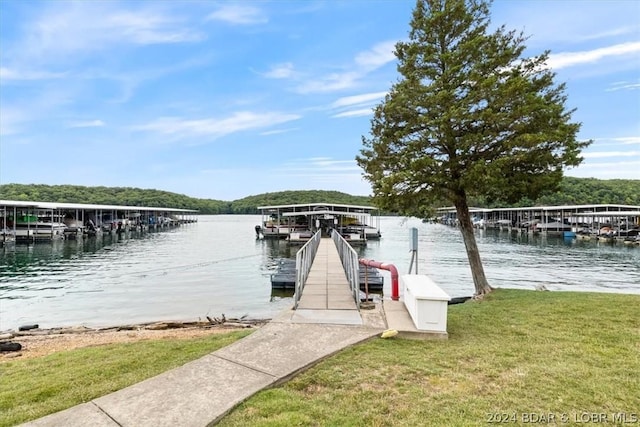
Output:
top-left (296, 238), bottom-right (358, 312)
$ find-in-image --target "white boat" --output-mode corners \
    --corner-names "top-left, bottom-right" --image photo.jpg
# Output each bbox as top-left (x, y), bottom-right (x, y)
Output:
top-left (14, 222), bottom-right (67, 241)
top-left (62, 218), bottom-right (84, 239)
top-left (1, 228), bottom-right (16, 245)
top-left (535, 220), bottom-right (572, 235)
top-left (337, 224), bottom-right (381, 240)
top-left (259, 223), bottom-right (308, 239)
top-left (287, 230), bottom-right (315, 244)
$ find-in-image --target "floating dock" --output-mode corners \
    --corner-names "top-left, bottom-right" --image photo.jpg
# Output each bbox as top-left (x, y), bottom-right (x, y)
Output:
top-left (270, 258), bottom-right (384, 291)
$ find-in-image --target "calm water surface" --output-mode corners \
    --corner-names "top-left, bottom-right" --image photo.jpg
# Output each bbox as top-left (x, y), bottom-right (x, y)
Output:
top-left (1, 215), bottom-right (639, 331)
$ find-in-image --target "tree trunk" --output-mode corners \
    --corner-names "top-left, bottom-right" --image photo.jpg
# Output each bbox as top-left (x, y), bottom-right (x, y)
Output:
top-left (454, 193), bottom-right (493, 296)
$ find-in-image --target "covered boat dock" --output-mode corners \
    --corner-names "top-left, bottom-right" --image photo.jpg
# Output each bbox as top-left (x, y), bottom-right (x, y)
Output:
top-left (0, 199), bottom-right (198, 243)
top-left (256, 202), bottom-right (381, 244)
top-left (436, 203), bottom-right (640, 240)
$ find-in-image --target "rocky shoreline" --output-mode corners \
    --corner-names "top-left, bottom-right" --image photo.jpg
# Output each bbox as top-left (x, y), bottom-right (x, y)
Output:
top-left (0, 317), bottom-right (269, 361)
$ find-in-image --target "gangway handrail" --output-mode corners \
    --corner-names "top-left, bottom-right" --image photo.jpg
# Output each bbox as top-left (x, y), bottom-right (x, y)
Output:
top-left (331, 230), bottom-right (360, 308)
top-left (293, 230), bottom-right (322, 309)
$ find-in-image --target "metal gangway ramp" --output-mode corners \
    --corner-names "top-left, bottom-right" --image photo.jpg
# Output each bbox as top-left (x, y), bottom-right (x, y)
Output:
top-left (291, 233), bottom-right (362, 325)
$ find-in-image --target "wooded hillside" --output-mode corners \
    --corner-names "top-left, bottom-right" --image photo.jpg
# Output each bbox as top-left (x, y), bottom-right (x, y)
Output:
top-left (0, 185), bottom-right (372, 214)
top-left (1, 177), bottom-right (638, 214)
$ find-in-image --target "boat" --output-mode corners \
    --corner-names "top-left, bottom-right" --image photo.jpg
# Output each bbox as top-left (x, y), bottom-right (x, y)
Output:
top-left (13, 221), bottom-right (67, 241)
top-left (287, 230), bottom-right (315, 245)
top-left (534, 219), bottom-right (572, 235)
top-left (62, 216), bottom-right (85, 239)
top-left (575, 228), bottom-right (595, 241)
top-left (257, 223), bottom-right (308, 239)
top-left (616, 227), bottom-right (640, 240)
top-left (596, 226), bottom-right (615, 243)
top-left (1, 228), bottom-right (16, 245)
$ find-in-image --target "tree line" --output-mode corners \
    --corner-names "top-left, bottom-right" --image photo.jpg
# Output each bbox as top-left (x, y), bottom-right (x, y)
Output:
top-left (0, 185), bottom-right (372, 214)
top-left (0, 178), bottom-right (637, 215)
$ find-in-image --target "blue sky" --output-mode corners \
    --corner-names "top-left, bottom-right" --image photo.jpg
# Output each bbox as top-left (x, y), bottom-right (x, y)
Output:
top-left (1, 0), bottom-right (638, 201)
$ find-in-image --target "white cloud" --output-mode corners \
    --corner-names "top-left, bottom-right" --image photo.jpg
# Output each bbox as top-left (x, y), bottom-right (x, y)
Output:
top-left (495, 1), bottom-right (639, 47)
top-left (68, 120), bottom-right (106, 128)
top-left (260, 128), bottom-right (298, 136)
top-left (332, 108), bottom-right (374, 118)
top-left (594, 137), bottom-right (640, 146)
top-left (206, 5), bottom-right (267, 25)
top-left (331, 92), bottom-right (386, 108)
top-left (583, 151), bottom-right (640, 159)
top-left (296, 41), bottom-right (397, 94)
top-left (547, 42), bottom-right (640, 70)
top-left (8, 3), bottom-right (202, 65)
top-left (263, 63), bottom-right (294, 79)
top-left (297, 72), bottom-right (361, 94)
top-left (0, 67), bottom-right (67, 81)
top-left (133, 111), bottom-right (301, 139)
top-left (578, 26), bottom-right (638, 42)
top-left (355, 41), bottom-right (397, 70)
top-left (606, 81), bottom-right (640, 92)
top-left (280, 157), bottom-right (363, 174)
top-left (105, 11), bottom-right (203, 44)
top-left (328, 91), bottom-right (384, 118)
top-left (612, 137), bottom-right (640, 145)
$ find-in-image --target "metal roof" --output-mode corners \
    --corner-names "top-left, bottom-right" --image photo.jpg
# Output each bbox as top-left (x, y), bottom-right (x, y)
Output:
top-left (281, 209), bottom-right (372, 217)
top-left (0, 200), bottom-right (198, 213)
top-left (572, 211), bottom-right (640, 217)
top-left (438, 204), bottom-right (640, 214)
top-left (258, 202), bottom-right (378, 211)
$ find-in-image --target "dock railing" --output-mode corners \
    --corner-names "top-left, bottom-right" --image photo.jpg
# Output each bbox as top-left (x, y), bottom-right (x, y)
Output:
top-left (331, 230), bottom-right (360, 308)
top-left (293, 230), bottom-right (322, 309)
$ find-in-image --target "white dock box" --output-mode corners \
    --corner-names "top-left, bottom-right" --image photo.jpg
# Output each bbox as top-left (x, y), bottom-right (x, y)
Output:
top-left (402, 275), bottom-right (451, 332)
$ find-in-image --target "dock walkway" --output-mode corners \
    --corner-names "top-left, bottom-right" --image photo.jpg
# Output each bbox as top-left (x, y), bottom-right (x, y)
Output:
top-left (298, 238), bottom-right (356, 310)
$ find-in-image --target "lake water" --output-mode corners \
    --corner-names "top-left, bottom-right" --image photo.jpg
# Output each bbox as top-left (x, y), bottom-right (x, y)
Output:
top-left (1, 215), bottom-right (639, 331)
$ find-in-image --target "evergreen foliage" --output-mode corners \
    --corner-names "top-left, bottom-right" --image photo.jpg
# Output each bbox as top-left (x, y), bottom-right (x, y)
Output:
top-left (356, 0), bottom-right (591, 294)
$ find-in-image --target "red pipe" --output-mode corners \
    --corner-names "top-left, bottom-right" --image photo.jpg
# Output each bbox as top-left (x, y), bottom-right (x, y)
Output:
top-left (359, 258), bottom-right (399, 301)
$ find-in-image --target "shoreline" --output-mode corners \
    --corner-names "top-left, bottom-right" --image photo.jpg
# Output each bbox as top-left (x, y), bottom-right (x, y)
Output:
top-left (0, 317), bottom-right (268, 362)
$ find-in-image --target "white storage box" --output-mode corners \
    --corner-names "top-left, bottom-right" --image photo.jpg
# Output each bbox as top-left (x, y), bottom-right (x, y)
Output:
top-left (402, 275), bottom-right (451, 332)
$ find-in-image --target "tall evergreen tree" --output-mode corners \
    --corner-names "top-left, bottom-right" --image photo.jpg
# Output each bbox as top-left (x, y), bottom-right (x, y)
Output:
top-left (356, 0), bottom-right (590, 295)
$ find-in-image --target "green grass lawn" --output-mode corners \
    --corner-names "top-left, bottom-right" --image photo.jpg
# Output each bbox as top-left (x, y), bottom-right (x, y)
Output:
top-left (2, 289), bottom-right (639, 427)
top-left (0, 330), bottom-right (252, 427)
top-left (219, 289), bottom-right (640, 426)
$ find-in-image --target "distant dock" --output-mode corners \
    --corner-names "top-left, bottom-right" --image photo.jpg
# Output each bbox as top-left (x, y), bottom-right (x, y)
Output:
top-left (255, 202), bottom-right (381, 245)
top-left (0, 199), bottom-right (198, 244)
top-left (436, 203), bottom-right (640, 244)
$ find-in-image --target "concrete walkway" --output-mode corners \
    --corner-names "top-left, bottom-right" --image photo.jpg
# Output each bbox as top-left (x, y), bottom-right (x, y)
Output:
top-left (21, 238), bottom-right (430, 427)
top-left (22, 321), bottom-right (381, 427)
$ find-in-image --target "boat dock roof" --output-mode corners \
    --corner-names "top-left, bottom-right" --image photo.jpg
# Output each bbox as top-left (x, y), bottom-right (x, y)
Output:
top-left (438, 203), bottom-right (640, 215)
top-left (258, 203), bottom-right (378, 217)
top-left (0, 199), bottom-right (198, 213)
